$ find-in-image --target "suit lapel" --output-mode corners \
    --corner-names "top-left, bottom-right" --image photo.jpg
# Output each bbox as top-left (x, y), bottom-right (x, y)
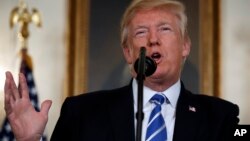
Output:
top-left (173, 84), bottom-right (203, 141)
top-left (107, 84), bottom-right (135, 141)
top-left (106, 83), bottom-right (204, 141)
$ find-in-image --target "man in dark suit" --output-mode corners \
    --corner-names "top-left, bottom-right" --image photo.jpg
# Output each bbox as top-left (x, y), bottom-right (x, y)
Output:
top-left (4, 0), bottom-right (239, 141)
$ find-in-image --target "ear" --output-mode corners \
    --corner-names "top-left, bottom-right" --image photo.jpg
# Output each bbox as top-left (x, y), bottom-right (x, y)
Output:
top-left (182, 37), bottom-right (191, 58)
top-left (122, 46), bottom-right (133, 64)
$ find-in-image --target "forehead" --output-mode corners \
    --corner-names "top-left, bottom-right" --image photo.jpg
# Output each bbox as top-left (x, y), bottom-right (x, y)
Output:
top-left (129, 8), bottom-right (179, 28)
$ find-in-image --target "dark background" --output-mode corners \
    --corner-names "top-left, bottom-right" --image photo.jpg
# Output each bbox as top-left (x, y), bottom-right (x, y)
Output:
top-left (88, 0), bottom-right (200, 93)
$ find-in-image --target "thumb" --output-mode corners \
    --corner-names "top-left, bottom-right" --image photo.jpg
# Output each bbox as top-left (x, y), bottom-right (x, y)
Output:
top-left (40, 100), bottom-right (52, 117)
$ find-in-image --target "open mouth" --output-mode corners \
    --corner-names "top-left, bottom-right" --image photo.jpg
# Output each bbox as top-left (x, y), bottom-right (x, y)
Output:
top-left (151, 52), bottom-right (162, 63)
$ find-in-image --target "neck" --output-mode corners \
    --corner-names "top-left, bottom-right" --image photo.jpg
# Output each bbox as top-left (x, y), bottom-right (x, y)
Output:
top-left (144, 78), bottom-right (179, 92)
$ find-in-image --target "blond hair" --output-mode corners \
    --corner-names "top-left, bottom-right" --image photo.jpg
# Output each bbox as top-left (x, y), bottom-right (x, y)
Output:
top-left (120, 0), bottom-right (188, 48)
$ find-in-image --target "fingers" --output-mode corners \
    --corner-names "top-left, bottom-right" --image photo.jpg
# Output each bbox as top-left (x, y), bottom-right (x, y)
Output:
top-left (18, 73), bottom-right (29, 99)
top-left (4, 72), bottom-right (12, 113)
top-left (40, 100), bottom-right (52, 118)
top-left (6, 71), bottom-right (20, 100)
top-left (5, 72), bottom-right (52, 118)
top-left (4, 72), bottom-right (19, 114)
top-left (4, 72), bottom-right (29, 114)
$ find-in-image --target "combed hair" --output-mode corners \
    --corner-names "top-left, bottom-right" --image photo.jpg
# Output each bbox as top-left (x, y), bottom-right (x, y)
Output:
top-left (120, 0), bottom-right (188, 48)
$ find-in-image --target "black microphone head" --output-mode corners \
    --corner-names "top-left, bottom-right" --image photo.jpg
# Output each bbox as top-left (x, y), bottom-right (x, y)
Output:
top-left (134, 56), bottom-right (157, 77)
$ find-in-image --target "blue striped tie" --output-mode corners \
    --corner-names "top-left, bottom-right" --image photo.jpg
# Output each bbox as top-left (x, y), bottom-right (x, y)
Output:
top-left (146, 93), bottom-right (169, 141)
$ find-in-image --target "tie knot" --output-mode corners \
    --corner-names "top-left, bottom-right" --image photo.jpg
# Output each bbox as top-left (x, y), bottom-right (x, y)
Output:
top-left (150, 93), bottom-right (169, 105)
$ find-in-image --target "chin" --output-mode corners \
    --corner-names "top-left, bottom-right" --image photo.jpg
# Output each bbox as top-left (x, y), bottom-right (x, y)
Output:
top-left (151, 68), bottom-right (165, 77)
top-left (148, 68), bottom-right (173, 80)
top-left (147, 72), bottom-right (165, 81)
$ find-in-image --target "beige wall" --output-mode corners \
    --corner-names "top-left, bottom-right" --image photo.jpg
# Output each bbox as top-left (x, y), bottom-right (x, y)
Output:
top-left (221, 0), bottom-right (250, 124)
top-left (1, 0), bottom-right (249, 140)
top-left (0, 0), bottom-right (66, 139)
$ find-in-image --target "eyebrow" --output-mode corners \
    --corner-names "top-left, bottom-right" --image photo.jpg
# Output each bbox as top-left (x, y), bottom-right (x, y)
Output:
top-left (133, 21), bottom-right (171, 30)
top-left (157, 21), bottom-right (171, 27)
top-left (133, 25), bottom-right (148, 30)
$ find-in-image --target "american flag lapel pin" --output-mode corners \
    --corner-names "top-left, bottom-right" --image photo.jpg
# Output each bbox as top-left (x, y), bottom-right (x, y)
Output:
top-left (189, 105), bottom-right (196, 112)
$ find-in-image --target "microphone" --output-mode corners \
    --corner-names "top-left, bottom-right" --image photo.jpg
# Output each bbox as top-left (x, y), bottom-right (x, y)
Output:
top-left (134, 47), bottom-right (157, 77)
top-left (134, 47), bottom-right (157, 141)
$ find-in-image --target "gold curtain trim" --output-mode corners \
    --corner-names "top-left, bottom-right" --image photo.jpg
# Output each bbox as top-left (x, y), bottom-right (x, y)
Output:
top-left (65, 0), bottom-right (89, 98)
top-left (199, 0), bottom-right (221, 97)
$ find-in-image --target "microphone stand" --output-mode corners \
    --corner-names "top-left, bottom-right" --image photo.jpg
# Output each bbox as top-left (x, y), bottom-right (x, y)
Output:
top-left (136, 47), bottom-right (146, 141)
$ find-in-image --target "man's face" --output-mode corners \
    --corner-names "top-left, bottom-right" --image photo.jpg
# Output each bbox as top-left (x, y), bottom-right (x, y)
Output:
top-left (123, 8), bottom-right (190, 88)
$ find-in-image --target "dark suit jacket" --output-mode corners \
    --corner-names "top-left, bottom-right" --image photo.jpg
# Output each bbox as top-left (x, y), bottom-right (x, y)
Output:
top-left (50, 83), bottom-right (239, 141)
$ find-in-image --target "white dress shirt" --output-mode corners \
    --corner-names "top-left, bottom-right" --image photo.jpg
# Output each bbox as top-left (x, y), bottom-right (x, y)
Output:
top-left (132, 79), bottom-right (181, 141)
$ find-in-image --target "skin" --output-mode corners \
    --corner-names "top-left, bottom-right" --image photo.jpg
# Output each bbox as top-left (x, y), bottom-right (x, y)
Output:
top-left (123, 8), bottom-right (190, 92)
top-left (4, 72), bottom-right (51, 141)
top-left (3, 7), bottom-right (190, 141)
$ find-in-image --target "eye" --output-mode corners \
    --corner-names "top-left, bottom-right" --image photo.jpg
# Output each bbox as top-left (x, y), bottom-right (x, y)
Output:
top-left (134, 29), bottom-right (148, 37)
top-left (159, 25), bottom-right (171, 32)
top-left (162, 27), bottom-right (170, 31)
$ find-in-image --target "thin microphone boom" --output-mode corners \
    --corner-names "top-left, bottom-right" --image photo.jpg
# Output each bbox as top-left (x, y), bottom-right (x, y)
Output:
top-left (134, 47), bottom-right (157, 141)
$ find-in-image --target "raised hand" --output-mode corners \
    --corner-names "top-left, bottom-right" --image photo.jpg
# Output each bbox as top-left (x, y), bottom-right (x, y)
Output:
top-left (4, 71), bottom-right (52, 141)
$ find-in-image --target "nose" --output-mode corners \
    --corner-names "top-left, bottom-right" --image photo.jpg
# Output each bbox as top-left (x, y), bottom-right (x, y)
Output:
top-left (147, 30), bottom-right (160, 47)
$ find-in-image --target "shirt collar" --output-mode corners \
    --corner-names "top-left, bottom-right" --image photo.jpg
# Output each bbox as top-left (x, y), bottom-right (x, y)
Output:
top-left (132, 79), bottom-right (181, 108)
